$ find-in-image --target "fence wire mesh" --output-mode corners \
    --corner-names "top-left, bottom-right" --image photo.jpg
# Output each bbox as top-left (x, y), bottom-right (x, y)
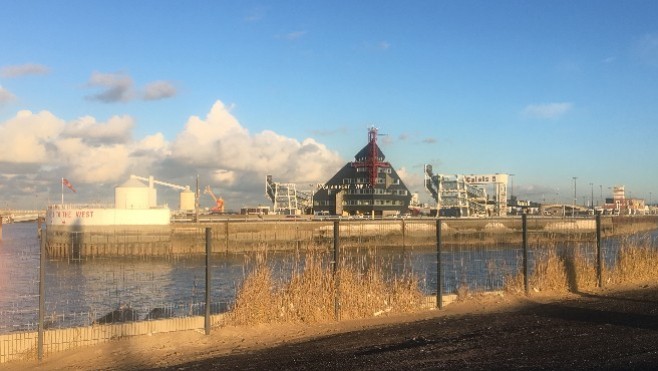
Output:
top-left (1, 216), bottom-right (658, 363)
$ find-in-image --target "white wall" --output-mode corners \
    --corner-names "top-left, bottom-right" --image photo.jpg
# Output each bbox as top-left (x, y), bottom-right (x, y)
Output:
top-left (46, 207), bottom-right (170, 226)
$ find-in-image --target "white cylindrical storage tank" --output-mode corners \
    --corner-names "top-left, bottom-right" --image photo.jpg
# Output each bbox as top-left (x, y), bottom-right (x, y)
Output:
top-left (180, 189), bottom-right (195, 212)
top-left (148, 187), bottom-right (157, 208)
top-left (115, 178), bottom-right (150, 209)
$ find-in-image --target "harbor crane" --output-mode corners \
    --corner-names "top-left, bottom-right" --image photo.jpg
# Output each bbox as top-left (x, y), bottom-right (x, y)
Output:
top-left (129, 175), bottom-right (195, 212)
top-left (204, 185), bottom-right (225, 214)
top-left (130, 175), bottom-right (190, 191)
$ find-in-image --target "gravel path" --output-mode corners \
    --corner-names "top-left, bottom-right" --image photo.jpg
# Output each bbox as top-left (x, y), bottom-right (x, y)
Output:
top-left (154, 285), bottom-right (658, 370)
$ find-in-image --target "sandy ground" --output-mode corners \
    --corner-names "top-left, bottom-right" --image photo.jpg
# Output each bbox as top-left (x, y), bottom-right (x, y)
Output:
top-left (5, 283), bottom-right (658, 370)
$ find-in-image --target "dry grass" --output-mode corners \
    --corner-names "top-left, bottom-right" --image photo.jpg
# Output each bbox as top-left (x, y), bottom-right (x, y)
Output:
top-left (506, 234), bottom-right (658, 294)
top-left (228, 249), bottom-right (423, 326)
top-left (505, 246), bottom-right (602, 294)
top-left (609, 235), bottom-right (658, 283)
top-left (530, 248), bottom-right (568, 292)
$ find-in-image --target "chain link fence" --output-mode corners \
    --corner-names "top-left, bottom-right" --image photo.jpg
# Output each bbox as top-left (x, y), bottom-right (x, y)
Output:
top-left (1, 215), bottom-right (657, 363)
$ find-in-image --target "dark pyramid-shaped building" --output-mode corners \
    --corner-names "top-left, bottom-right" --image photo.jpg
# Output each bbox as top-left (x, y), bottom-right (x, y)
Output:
top-left (313, 127), bottom-right (412, 217)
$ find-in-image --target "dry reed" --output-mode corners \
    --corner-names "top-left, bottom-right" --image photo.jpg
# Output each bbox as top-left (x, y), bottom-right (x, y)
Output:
top-left (610, 235), bottom-right (658, 283)
top-left (506, 234), bottom-right (658, 294)
top-left (228, 248), bottom-right (423, 326)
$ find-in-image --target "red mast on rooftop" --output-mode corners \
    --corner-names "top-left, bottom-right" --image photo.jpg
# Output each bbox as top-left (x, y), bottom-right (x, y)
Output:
top-left (352, 126), bottom-right (390, 187)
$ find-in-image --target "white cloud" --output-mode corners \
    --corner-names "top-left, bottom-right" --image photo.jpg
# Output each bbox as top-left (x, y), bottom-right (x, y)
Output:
top-left (0, 100), bottom-right (345, 208)
top-left (395, 166), bottom-right (423, 192)
top-left (0, 110), bottom-right (157, 185)
top-left (0, 86), bottom-right (16, 105)
top-left (521, 102), bottom-right (573, 119)
top-left (56, 137), bottom-right (132, 183)
top-left (136, 133), bottom-right (169, 155)
top-left (143, 81), bottom-right (177, 100)
top-left (0, 110), bottom-right (64, 163)
top-left (171, 101), bottom-right (344, 185)
top-left (62, 115), bottom-right (134, 144)
top-left (1, 63), bottom-right (50, 78)
top-left (85, 72), bottom-right (134, 103)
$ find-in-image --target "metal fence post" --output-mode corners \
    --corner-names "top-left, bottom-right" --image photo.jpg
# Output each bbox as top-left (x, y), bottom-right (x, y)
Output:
top-left (205, 227), bottom-right (212, 335)
top-left (401, 219), bottom-right (406, 249)
top-left (38, 226), bottom-right (46, 361)
top-left (522, 213), bottom-right (529, 295)
top-left (596, 213), bottom-right (603, 288)
top-left (436, 219), bottom-right (443, 309)
top-left (224, 220), bottom-right (229, 253)
top-left (333, 220), bottom-right (340, 321)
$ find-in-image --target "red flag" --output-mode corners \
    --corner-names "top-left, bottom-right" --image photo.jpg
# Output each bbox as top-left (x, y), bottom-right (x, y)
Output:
top-left (62, 178), bottom-right (76, 193)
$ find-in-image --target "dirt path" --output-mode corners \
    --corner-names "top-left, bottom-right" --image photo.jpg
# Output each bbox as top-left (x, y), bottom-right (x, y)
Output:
top-left (7, 283), bottom-right (658, 370)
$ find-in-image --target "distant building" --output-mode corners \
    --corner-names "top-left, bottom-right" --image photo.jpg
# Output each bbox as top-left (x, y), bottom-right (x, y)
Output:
top-left (313, 127), bottom-right (412, 217)
top-left (240, 206), bottom-right (271, 215)
top-left (602, 186), bottom-right (646, 215)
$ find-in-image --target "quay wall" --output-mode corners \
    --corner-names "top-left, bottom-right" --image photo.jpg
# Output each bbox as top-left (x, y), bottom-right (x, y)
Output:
top-left (46, 225), bottom-right (172, 259)
top-left (44, 216), bottom-right (658, 259)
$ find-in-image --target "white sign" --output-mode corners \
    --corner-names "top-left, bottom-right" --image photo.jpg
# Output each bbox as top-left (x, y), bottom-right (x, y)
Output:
top-left (463, 174), bottom-right (508, 184)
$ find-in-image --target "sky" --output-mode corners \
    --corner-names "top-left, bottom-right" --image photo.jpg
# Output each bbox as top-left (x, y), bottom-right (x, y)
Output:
top-left (1, 1), bottom-right (658, 210)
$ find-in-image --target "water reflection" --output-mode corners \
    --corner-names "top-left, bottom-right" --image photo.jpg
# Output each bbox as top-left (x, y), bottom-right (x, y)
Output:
top-left (1, 222), bottom-right (657, 333)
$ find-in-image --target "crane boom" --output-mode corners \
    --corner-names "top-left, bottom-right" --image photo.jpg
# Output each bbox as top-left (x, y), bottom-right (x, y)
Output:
top-left (203, 185), bottom-right (217, 201)
top-left (204, 185), bottom-right (225, 213)
top-left (130, 175), bottom-right (190, 191)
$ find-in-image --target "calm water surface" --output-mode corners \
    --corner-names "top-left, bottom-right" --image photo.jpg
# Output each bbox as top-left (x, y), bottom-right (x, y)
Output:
top-left (1, 222), bottom-right (656, 333)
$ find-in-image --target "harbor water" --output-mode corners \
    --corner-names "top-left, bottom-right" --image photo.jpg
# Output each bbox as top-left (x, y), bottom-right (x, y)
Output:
top-left (1, 221), bottom-right (655, 333)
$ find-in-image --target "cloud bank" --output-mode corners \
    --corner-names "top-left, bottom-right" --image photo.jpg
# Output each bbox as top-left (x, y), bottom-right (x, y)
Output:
top-left (0, 100), bottom-right (343, 209)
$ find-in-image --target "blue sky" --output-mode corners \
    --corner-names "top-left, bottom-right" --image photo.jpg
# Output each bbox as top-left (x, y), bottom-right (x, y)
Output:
top-left (1, 1), bottom-right (658, 209)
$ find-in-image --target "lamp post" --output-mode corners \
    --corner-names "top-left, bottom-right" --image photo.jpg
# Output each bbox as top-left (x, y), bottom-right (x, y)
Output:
top-left (599, 185), bottom-right (603, 206)
top-left (572, 177), bottom-right (577, 218)
top-left (589, 183), bottom-right (594, 210)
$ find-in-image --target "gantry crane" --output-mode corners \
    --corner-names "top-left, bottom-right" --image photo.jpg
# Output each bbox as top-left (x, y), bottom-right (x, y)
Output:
top-left (204, 185), bottom-right (225, 214)
top-left (265, 175), bottom-right (311, 215)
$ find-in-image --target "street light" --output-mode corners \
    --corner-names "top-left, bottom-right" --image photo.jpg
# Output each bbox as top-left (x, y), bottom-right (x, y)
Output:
top-left (589, 182), bottom-right (594, 209)
top-left (572, 177), bottom-right (577, 217)
top-left (599, 185), bottom-right (603, 206)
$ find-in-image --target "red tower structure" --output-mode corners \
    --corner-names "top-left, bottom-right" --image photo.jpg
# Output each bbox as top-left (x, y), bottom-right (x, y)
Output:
top-left (351, 126), bottom-right (390, 187)
top-left (313, 126), bottom-right (411, 217)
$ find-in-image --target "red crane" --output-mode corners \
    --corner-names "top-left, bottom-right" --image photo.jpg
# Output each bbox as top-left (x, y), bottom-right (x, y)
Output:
top-left (204, 186), bottom-right (225, 214)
